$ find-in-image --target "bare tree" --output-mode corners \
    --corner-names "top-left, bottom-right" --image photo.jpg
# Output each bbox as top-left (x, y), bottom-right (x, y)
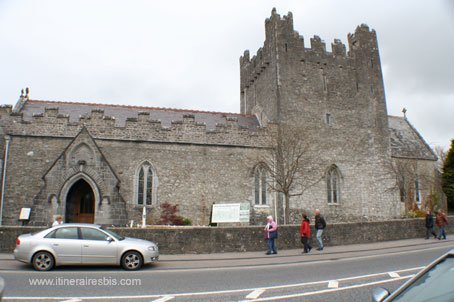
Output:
top-left (434, 145), bottom-right (446, 173)
top-left (388, 158), bottom-right (444, 214)
top-left (259, 124), bottom-right (322, 224)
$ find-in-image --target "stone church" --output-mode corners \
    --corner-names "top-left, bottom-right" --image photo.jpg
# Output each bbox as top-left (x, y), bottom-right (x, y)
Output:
top-left (0, 9), bottom-right (438, 227)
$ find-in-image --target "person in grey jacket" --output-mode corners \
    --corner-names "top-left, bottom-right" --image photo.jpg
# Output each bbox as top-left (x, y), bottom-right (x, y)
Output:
top-left (314, 209), bottom-right (326, 251)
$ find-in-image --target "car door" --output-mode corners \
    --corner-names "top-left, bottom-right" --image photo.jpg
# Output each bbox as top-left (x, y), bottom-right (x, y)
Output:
top-left (80, 227), bottom-right (118, 265)
top-left (44, 227), bottom-right (82, 264)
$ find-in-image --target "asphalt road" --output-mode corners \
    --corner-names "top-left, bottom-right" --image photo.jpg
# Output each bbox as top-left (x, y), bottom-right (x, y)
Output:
top-left (0, 239), bottom-right (453, 302)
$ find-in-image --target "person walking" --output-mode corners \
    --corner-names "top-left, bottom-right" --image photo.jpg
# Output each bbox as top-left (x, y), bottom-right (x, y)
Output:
top-left (264, 215), bottom-right (278, 255)
top-left (436, 209), bottom-right (448, 240)
top-left (300, 214), bottom-right (312, 254)
top-left (314, 209), bottom-right (326, 251)
top-left (425, 210), bottom-right (437, 239)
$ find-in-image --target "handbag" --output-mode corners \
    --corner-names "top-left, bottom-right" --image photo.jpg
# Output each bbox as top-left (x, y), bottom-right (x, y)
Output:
top-left (269, 230), bottom-right (278, 239)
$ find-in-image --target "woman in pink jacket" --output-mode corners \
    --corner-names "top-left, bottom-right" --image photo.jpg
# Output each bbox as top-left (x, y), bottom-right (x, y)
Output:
top-left (264, 215), bottom-right (278, 255)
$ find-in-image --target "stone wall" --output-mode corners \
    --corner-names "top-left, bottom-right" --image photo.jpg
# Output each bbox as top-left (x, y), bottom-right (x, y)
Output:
top-left (1, 217), bottom-right (452, 254)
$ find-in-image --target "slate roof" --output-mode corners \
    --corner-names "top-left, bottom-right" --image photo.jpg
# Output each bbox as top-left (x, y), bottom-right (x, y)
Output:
top-left (388, 115), bottom-right (437, 161)
top-left (20, 100), bottom-right (260, 131)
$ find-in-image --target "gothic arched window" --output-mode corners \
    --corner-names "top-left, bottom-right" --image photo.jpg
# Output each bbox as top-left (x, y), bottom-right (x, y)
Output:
top-left (137, 163), bottom-right (155, 205)
top-left (327, 165), bottom-right (341, 204)
top-left (254, 165), bottom-right (268, 205)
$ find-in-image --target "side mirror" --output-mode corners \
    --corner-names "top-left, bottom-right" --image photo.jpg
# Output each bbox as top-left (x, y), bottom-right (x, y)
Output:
top-left (106, 237), bottom-right (114, 243)
top-left (371, 287), bottom-right (390, 302)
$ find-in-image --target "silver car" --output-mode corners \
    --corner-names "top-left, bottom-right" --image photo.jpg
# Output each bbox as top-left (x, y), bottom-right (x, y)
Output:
top-left (372, 249), bottom-right (454, 302)
top-left (14, 223), bottom-right (159, 271)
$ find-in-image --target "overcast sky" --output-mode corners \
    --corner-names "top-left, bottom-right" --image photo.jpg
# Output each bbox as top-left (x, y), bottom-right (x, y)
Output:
top-left (0, 0), bottom-right (453, 149)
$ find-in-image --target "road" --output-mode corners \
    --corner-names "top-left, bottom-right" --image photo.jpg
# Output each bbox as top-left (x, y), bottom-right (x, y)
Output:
top-left (0, 238), bottom-right (453, 302)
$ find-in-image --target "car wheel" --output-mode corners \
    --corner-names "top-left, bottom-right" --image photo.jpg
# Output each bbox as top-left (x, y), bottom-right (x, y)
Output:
top-left (121, 251), bottom-right (143, 270)
top-left (32, 251), bottom-right (55, 271)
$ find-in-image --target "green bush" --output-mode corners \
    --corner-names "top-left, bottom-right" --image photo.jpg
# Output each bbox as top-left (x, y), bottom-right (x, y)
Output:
top-left (182, 218), bottom-right (192, 225)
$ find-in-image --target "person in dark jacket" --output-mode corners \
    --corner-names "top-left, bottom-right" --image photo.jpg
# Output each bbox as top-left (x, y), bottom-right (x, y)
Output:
top-left (314, 209), bottom-right (326, 251)
top-left (425, 210), bottom-right (437, 239)
top-left (436, 209), bottom-right (449, 240)
top-left (300, 214), bottom-right (312, 254)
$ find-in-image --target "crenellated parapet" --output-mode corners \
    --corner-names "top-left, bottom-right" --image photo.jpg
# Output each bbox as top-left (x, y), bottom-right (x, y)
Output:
top-left (0, 107), bottom-right (276, 148)
top-left (0, 105), bottom-right (12, 116)
top-left (240, 9), bottom-right (380, 94)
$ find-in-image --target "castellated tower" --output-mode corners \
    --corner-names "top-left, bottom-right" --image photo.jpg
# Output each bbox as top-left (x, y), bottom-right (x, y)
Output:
top-left (241, 9), bottom-right (398, 221)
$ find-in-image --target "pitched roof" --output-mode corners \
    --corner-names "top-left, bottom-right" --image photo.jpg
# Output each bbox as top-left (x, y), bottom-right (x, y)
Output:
top-left (20, 100), bottom-right (260, 131)
top-left (388, 116), bottom-right (437, 161)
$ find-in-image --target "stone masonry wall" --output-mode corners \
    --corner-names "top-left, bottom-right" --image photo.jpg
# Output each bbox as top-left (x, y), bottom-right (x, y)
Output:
top-left (0, 103), bottom-right (279, 226)
top-left (1, 217), bottom-right (452, 254)
top-left (97, 139), bottom-right (276, 226)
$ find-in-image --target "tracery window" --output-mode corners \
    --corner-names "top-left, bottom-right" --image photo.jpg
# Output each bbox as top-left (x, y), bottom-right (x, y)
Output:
top-left (137, 163), bottom-right (155, 205)
top-left (254, 165), bottom-right (268, 205)
top-left (327, 165), bottom-right (341, 204)
top-left (414, 178), bottom-right (421, 208)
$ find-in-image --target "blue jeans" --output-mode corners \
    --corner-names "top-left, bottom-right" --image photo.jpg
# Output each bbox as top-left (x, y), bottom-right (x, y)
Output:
top-left (438, 227), bottom-right (447, 239)
top-left (267, 238), bottom-right (277, 253)
top-left (316, 229), bottom-right (324, 248)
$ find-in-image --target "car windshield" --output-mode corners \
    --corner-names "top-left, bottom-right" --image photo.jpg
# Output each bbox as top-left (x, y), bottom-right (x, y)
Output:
top-left (101, 228), bottom-right (125, 241)
top-left (393, 256), bottom-right (454, 302)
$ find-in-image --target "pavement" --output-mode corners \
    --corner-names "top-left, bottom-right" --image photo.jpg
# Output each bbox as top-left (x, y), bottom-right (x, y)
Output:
top-left (160, 237), bottom-right (454, 261)
top-left (2, 237), bottom-right (452, 267)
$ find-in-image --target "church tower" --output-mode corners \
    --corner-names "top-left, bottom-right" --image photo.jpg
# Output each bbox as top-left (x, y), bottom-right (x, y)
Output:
top-left (240, 9), bottom-right (398, 221)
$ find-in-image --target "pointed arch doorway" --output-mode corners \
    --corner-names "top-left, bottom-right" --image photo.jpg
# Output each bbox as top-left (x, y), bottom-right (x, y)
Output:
top-left (65, 179), bottom-right (95, 223)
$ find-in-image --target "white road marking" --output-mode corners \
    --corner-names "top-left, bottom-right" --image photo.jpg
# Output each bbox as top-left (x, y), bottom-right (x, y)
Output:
top-left (60, 299), bottom-right (82, 302)
top-left (388, 272), bottom-right (400, 278)
top-left (2, 267), bottom-right (422, 301)
top-left (150, 296), bottom-right (174, 302)
top-left (241, 275), bottom-right (414, 302)
top-left (246, 289), bottom-right (266, 299)
top-left (327, 280), bottom-right (339, 288)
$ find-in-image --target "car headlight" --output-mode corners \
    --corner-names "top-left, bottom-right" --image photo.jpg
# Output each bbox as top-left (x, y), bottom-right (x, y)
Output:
top-left (148, 245), bottom-right (157, 252)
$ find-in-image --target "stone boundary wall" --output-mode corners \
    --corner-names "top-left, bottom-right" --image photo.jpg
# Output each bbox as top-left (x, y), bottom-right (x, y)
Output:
top-left (1, 217), bottom-right (452, 254)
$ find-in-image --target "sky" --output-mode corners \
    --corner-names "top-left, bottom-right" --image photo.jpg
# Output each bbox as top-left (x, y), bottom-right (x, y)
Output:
top-left (0, 0), bottom-right (453, 149)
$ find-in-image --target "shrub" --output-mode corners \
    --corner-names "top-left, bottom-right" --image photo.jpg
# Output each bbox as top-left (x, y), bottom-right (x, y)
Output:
top-left (159, 202), bottom-right (191, 226)
top-left (182, 218), bottom-right (192, 225)
top-left (159, 202), bottom-right (180, 225)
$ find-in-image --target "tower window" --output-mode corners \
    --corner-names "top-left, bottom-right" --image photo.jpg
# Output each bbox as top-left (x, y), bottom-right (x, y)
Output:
top-left (320, 69), bottom-right (327, 92)
top-left (327, 165), bottom-right (341, 204)
top-left (325, 113), bottom-right (332, 125)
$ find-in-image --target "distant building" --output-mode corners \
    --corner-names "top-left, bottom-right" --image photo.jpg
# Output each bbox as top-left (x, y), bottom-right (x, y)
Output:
top-left (0, 9), bottom-right (438, 226)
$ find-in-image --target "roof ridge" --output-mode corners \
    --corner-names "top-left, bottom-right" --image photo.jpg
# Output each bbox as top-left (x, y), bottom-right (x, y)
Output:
top-left (27, 99), bottom-right (256, 118)
top-left (402, 118), bottom-right (437, 160)
top-left (388, 115), bottom-right (405, 119)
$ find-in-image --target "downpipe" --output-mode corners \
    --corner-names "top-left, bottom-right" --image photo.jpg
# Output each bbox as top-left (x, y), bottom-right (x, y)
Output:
top-left (0, 135), bottom-right (11, 226)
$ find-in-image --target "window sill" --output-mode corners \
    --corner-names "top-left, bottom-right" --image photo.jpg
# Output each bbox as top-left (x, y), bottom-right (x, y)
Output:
top-left (134, 204), bottom-right (156, 208)
top-left (254, 204), bottom-right (271, 208)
